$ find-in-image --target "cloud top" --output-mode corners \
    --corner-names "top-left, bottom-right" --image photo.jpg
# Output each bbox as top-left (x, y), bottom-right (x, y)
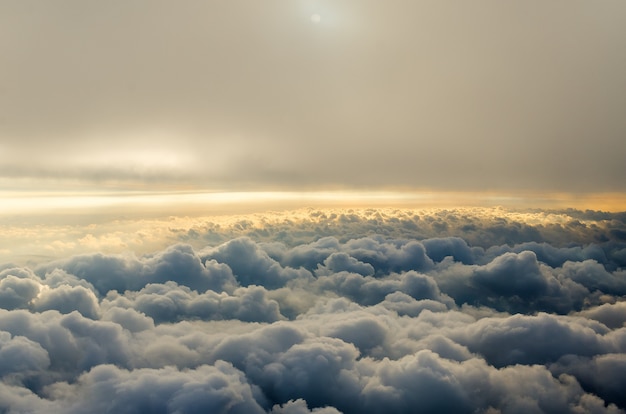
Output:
top-left (0, 206), bottom-right (625, 412)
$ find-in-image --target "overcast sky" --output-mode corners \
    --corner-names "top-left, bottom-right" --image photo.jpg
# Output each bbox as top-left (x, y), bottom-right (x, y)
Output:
top-left (1, 0), bottom-right (625, 193)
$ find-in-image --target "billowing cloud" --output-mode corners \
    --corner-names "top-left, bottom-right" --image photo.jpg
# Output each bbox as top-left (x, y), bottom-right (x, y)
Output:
top-left (36, 244), bottom-right (237, 295)
top-left (0, 206), bottom-right (625, 412)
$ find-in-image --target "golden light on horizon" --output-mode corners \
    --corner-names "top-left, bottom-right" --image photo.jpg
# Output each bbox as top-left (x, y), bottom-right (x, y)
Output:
top-left (2, 190), bottom-right (626, 221)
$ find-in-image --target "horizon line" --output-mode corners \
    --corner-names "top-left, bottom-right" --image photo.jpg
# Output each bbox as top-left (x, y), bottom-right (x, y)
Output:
top-left (1, 189), bottom-right (625, 217)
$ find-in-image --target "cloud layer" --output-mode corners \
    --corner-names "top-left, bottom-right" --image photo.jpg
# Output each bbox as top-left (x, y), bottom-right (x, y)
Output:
top-left (2, 1), bottom-right (625, 192)
top-left (0, 207), bottom-right (625, 413)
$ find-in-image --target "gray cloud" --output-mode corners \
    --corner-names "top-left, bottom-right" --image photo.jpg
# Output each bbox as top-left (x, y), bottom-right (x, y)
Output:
top-left (200, 237), bottom-right (314, 289)
top-left (578, 302), bottom-right (626, 330)
top-left (271, 399), bottom-right (342, 414)
top-left (0, 332), bottom-right (50, 378)
top-left (32, 285), bottom-right (100, 319)
top-left (550, 354), bottom-right (626, 410)
top-left (0, 207), bottom-right (625, 412)
top-left (182, 208), bottom-right (626, 253)
top-left (102, 282), bottom-right (284, 325)
top-left (41, 362), bottom-right (268, 414)
top-left (36, 244), bottom-right (237, 295)
top-left (0, 274), bottom-right (40, 310)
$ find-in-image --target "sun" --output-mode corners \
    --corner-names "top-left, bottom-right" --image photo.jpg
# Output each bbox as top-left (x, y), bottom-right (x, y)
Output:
top-left (310, 14), bottom-right (321, 24)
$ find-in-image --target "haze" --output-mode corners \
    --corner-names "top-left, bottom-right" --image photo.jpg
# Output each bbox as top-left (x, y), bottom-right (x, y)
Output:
top-left (1, 0), bottom-right (625, 195)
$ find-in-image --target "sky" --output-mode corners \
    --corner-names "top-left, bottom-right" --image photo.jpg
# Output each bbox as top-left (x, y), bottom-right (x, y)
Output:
top-left (2, 2), bottom-right (626, 413)
top-left (1, 0), bottom-right (626, 196)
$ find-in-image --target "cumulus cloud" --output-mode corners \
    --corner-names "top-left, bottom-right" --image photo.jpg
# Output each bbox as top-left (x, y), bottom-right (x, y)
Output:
top-left (101, 283), bottom-right (284, 324)
top-left (200, 238), bottom-right (313, 289)
top-left (271, 399), bottom-right (342, 414)
top-left (3, 362), bottom-right (268, 414)
top-left (0, 207), bottom-right (625, 413)
top-left (578, 302), bottom-right (626, 329)
top-left (36, 244), bottom-right (237, 295)
top-left (0, 274), bottom-right (41, 310)
top-left (550, 354), bottom-right (626, 409)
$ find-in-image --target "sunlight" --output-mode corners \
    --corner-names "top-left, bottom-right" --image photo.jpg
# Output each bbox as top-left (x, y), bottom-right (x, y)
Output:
top-left (2, 190), bottom-right (625, 220)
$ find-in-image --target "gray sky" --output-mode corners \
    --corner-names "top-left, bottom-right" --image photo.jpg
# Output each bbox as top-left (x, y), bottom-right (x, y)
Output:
top-left (1, 0), bottom-right (625, 193)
